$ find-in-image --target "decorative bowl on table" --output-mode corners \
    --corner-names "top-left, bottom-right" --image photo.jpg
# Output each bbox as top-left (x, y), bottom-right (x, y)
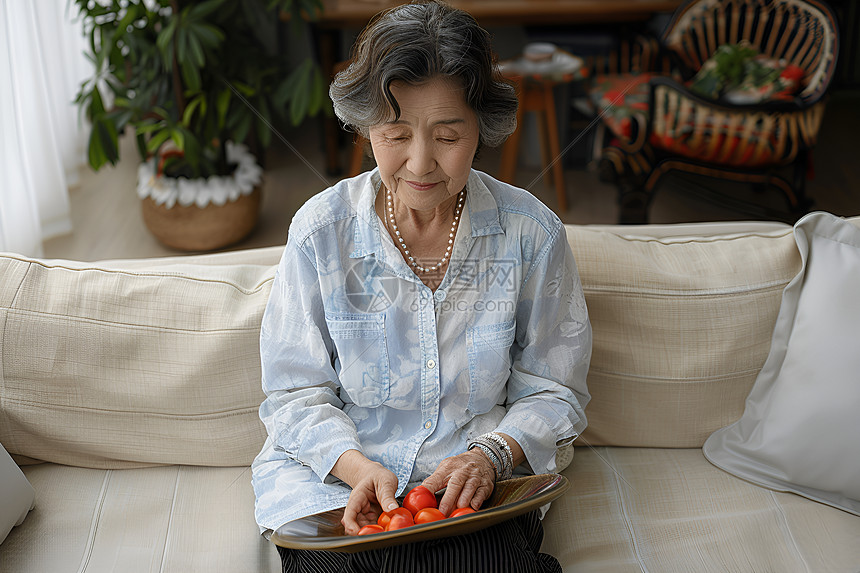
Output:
top-left (524, 42), bottom-right (557, 62)
top-left (498, 50), bottom-right (585, 83)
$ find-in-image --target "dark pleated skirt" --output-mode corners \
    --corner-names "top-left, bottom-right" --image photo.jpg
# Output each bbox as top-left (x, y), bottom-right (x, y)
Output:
top-left (277, 510), bottom-right (561, 573)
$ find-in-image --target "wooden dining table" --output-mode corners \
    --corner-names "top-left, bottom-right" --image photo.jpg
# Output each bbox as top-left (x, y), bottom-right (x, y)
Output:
top-left (314, 0), bottom-right (685, 174)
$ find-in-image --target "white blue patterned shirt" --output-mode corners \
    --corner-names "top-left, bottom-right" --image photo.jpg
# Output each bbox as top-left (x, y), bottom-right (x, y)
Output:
top-left (252, 169), bottom-right (591, 533)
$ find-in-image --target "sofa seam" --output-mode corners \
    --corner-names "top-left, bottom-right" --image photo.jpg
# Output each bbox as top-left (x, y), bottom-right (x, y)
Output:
top-left (602, 230), bottom-right (793, 245)
top-left (4, 308), bottom-right (263, 334)
top-left (158, 466), bottom-right (181, 573)
top-left (583, 281), bottom-right (790, 297)
top-left (76, 469), bottom-right (111, 573)
top-left (606, 448), bottom-right (649, 573)
top-left (587, 365), bottom-right (763, 382)
top-left (769, 491), bottom-right (812, 573)
top-left (2, 397), bottom-right (259, 419)
top-left (8, 258), bottom-right (275, 296)
top-left (6, 260), bottom-right (32, 309)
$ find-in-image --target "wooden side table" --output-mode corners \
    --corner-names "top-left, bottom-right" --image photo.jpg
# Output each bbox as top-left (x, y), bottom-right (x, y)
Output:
top-left (498, 50), bottom-right (587, 212)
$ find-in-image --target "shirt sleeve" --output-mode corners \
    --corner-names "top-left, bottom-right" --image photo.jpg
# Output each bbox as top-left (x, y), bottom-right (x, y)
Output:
top-left (258, 234), bottom-right (363, 483)
top-left (494, 222), bottom-right (592, 475)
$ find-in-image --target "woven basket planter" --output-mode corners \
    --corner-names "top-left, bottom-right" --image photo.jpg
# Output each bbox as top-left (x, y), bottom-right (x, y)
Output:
top-left (141, 187), bottom-right (261, 251)
top-left (137, 141), bottom-right (263, 252)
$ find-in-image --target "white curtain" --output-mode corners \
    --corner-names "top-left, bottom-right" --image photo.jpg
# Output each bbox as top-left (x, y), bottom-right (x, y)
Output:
top-left (0, 0), bottom-right (90, 256)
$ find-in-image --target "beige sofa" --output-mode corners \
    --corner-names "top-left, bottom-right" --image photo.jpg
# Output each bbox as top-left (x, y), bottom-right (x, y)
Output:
top-left (2, 219), bottom-right (859, 572)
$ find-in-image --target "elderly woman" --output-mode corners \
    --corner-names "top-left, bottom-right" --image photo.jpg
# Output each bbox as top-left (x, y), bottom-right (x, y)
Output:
top-left (252, 1), bottom-right (591, 571)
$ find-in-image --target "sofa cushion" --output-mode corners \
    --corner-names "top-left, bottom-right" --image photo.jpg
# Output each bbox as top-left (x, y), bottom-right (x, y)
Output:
top-left (2, 222), bottom-right (805, 464)
top-left (0, 247), bottom-right (283, 468)
top-left (566, 223), bottom-right (801, 447)
top-left (543, 447), bottom-right (860, 572)
top-left (704, 212), bottom-right (860, 516)
top-left (0, 464), bottom-right (279, 573)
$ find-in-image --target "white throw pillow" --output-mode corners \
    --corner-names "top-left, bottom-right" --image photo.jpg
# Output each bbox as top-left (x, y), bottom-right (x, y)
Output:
top-left (704, 212), bottom-right (860, 516)
top-left (0, 443), bottom-right (35, 544)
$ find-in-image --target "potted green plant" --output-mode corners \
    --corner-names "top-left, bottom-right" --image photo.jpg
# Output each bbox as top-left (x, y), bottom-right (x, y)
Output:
top-left (75, 0), bottom-right (328, 250)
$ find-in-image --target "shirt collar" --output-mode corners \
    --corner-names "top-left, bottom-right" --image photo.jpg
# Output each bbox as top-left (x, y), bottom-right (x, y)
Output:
top-left (350, 169), bottom-right (385, 259)
top-left (464, 170), bottom-right (504, 237)
top-left (350, 168), bottom-right (503, 260)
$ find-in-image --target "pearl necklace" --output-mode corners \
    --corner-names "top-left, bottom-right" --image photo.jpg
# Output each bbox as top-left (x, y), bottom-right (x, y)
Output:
top-left (386, 186), bottom-right (465, 274)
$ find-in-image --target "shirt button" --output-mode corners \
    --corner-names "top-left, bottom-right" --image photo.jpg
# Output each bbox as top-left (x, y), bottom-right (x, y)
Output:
top-left (426, 359), bottom-right (436, 369)
top-left (424, 421), bottom-right (432, 430)
top-left (434, 290), bottom-right (446, 302)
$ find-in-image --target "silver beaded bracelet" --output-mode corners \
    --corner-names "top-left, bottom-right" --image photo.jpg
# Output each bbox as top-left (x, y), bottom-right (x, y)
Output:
top-left (478, 438), bottom-right (507, 476)
top-left (468, 432), bottom-right (514, 481)
top-left (484, 432), bottom-right (514, 478)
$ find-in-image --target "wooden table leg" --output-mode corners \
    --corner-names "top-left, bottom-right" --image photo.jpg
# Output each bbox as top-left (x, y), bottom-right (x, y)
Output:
top-left (543, 82), bottom-right (568, 211)
top-left (498, 79), bottom-right (526, 185)
top-left (535, 86), bottom-right (553, 190)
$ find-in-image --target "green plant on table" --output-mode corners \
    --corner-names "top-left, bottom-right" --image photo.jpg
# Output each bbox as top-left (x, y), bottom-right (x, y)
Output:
top-left (75, 0), bottom-right (327, 179)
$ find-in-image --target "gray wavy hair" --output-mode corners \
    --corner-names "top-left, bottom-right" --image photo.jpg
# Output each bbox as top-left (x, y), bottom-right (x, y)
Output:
top-left (329, 0), bottom-right (518, 149)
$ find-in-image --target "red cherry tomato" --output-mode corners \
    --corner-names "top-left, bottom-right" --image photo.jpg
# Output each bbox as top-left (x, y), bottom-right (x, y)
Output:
top-left (385, 512), bottom-right (414, 531)
top-left (413, 507), bottom-right (446, 524)
top-left (357, 524), bottom-right (384, 536)
top-left (377, 507), bottom-right (411, 528)
top-left (403, 485), bottom-right (437, 516)
top-left (448, 507), bottom-right (477, 518)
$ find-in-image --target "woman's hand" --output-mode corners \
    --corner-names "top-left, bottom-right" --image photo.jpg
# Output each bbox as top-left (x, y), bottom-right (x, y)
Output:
top-left (333, 450), bottom-right (399, 535)
top-left (420, 449), bottom-right (496, 516)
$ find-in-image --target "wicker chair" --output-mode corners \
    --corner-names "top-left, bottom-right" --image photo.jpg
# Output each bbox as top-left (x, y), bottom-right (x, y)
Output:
top-left (594, 0), bottom-right (839, 223)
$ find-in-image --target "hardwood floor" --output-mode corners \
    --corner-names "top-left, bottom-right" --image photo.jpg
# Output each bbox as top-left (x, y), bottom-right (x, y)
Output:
top-left (44, 91), bottom-right (860, 262)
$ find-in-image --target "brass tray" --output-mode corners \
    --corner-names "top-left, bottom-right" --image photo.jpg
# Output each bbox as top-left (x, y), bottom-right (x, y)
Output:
top-left (270, 473), bottom-right (569, 553)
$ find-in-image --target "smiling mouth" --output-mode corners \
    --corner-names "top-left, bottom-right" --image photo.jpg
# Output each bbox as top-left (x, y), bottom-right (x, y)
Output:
top-left (405, 181), bottom-right (438, 190)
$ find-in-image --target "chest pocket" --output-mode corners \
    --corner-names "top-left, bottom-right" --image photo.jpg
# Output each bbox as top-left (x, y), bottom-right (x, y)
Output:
top-left (326, 313), bottom-right (390, 408)
top-left (466, 320), bottom-right (516, 414)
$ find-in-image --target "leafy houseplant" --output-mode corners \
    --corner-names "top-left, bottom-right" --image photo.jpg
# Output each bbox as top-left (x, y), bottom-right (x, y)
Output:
top-left (75, 0), bottom-right (328, 249)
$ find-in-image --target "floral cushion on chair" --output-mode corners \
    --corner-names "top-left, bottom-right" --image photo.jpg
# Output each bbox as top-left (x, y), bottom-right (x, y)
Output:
top-left (589, 73), bottom-right (653, 143)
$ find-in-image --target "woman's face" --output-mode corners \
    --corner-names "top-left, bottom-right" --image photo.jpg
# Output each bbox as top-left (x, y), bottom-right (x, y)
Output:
top-left (368, 77), bottom-right (480, 211)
